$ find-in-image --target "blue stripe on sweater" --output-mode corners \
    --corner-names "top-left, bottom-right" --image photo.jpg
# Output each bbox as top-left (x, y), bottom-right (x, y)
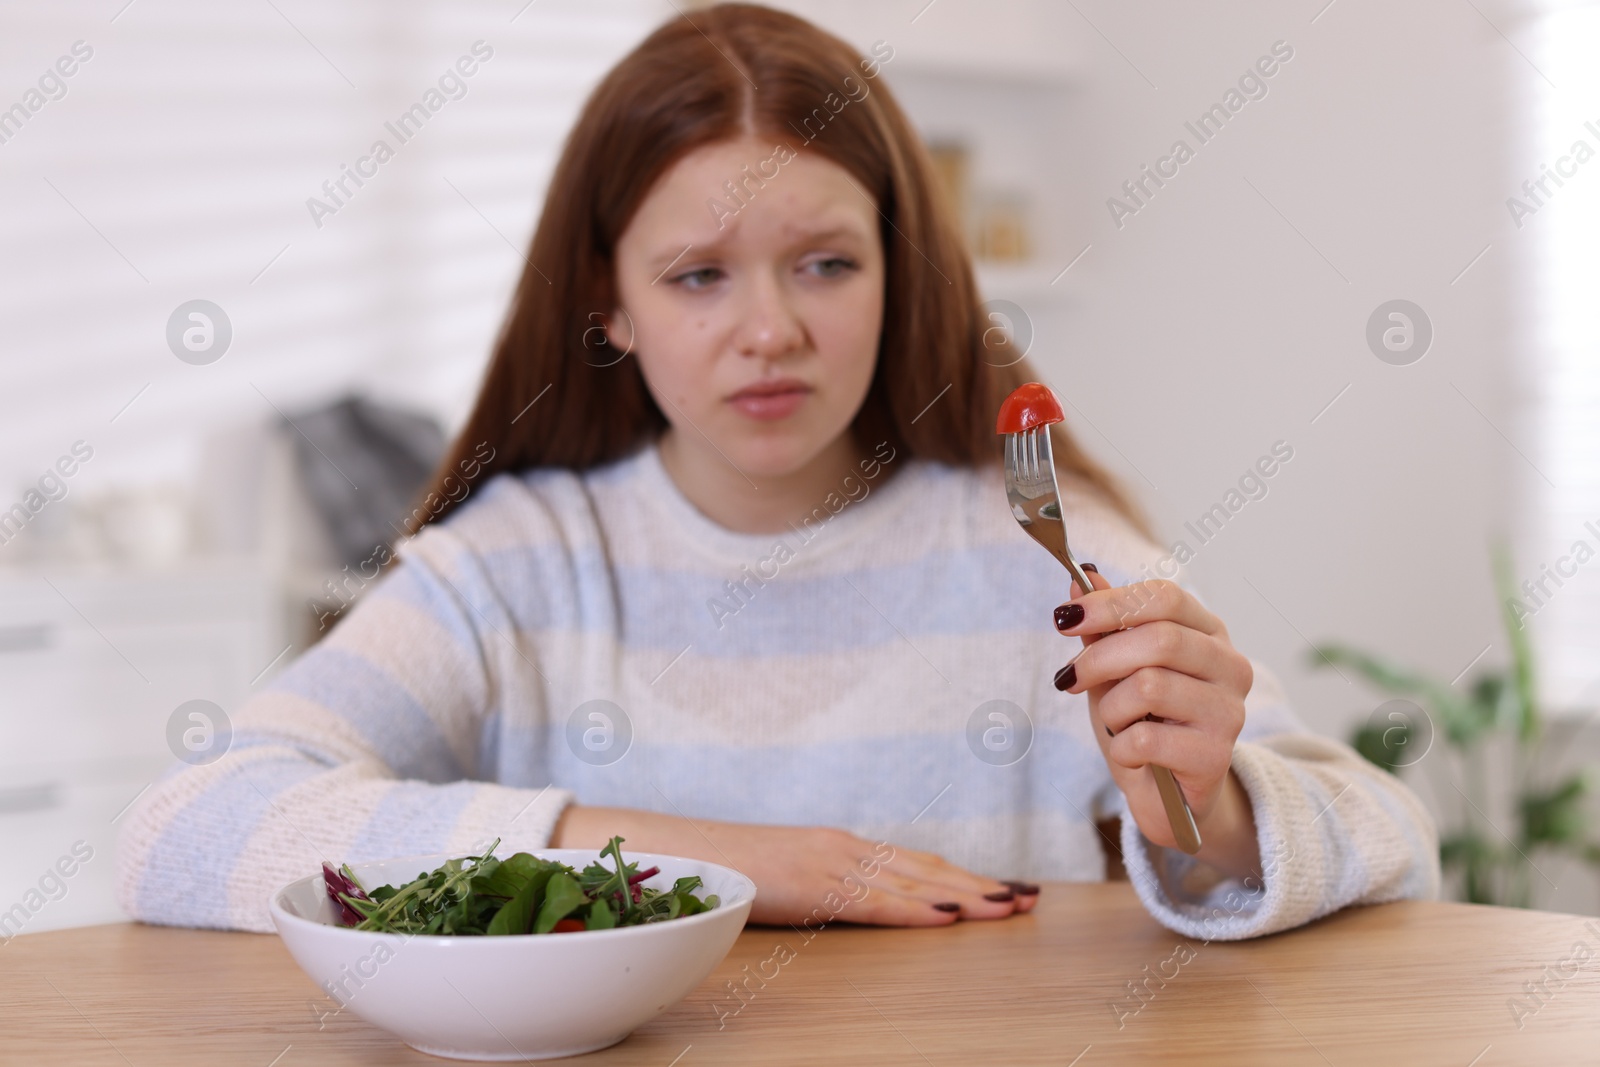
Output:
top-left (345, 780), bottom-right (478, 861)
top-left (422, 541), bottom-right (1077, 658)
top-left (266, 647), bottom-right (465, 782)
top-left (482, 724), bottom-right (1110, 828)
top-left (363, 553), bottom-right (487, 659)
top-left (133, 755), bottom-right (322, 929)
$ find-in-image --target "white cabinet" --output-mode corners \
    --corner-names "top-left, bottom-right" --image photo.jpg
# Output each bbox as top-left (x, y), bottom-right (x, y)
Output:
top-left (0, 561), bottom-right (288, 934)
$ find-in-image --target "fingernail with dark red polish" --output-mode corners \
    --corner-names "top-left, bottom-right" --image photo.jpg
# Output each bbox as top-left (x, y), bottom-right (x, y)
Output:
top-left (1105, 724), bottom-right (1114, 738)
top-left (932, 901), bottom-right (961, 913)
top-left (1003, 881), bottom-right (1041, 896)
top-left (1054, 603), bottom-right (1085, 630)
top-left (1053, 663), bottom-right (1076, 691)
top-left (983, 890), bottom-right (1016, 902)
top-left (1082, 562), bottom-right (1099, 573)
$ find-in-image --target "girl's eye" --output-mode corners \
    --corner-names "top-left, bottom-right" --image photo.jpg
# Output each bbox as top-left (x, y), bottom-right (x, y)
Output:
top-left (806, 256), bottom-right (856, 278)
top-left (672, 267), bottom-right (724, 290)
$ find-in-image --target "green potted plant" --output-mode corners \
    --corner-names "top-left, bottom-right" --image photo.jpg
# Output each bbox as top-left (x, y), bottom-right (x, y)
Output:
top-left (1310, 548), bottom-right (1600, 907)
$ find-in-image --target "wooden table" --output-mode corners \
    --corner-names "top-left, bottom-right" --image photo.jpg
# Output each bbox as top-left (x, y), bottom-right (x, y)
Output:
top-left (5, 883), bottom-right (1599, 1065)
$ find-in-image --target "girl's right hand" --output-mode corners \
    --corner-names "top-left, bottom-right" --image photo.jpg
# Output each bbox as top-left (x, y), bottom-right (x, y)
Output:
top-left (549, 804), bottom-right (1038, 927)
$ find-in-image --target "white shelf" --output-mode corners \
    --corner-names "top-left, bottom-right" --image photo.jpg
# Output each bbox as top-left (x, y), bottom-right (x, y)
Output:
top-left (976, 262), bottom-right (1072, 307)
top-left (885, 57), bottom-right (1078, 89)
top-left (761, 0), bottom-right (1084, 84)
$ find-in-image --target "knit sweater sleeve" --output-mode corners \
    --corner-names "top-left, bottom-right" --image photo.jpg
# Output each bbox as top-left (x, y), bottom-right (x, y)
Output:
top-left (113, 520), bottom-right (574, 934)
top-left (1117, 663), bottom-right (1441, 940)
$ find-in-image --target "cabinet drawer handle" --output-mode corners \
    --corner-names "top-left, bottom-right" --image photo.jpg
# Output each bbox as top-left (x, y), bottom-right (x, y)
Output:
top-left (0, 782), bottom-right (59, 814)
top-left (0, 623), bottom-right (52, 653)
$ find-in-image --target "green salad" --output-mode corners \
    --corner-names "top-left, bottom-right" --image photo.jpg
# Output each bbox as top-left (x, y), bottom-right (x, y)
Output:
top-left (322, 836), bottom-right (719, 936)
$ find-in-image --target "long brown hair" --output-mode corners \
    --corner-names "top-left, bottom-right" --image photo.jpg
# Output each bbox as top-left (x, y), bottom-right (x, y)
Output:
top-left (414, 2), bottom-right (1145, 535)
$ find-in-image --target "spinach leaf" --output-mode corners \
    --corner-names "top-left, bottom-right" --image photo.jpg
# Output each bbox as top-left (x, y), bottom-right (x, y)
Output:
top-left (485, 877), bottom-right (540, 936)
top-left (585, 897), bottom-right (617, 931)
top-left (533, 871), bottom-right (587, 934)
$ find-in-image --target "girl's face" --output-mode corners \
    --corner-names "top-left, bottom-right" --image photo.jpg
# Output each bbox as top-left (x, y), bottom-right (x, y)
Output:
top-left (610, 137), bottom-right (885, 480)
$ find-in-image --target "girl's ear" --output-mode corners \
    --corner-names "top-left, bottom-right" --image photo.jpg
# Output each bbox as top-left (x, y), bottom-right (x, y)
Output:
top-left (593, 307), bottom-right (635, 366)
top-left (602, 308), bottom-right (628, 349)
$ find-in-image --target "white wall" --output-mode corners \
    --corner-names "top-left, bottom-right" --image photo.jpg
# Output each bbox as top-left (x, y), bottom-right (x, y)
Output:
top-left (1025, 1), bottom-right (1520, 741)
top-left (0, 0), bottom-right (668, 503)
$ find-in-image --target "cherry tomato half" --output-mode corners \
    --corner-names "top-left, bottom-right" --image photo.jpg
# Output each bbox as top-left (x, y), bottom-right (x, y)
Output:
top-left (995, 382), bottom-right (1065, 434)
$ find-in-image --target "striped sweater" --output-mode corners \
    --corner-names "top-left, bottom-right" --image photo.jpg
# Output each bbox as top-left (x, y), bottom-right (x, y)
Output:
top-left (115, 441), bottom-right (1440, 939)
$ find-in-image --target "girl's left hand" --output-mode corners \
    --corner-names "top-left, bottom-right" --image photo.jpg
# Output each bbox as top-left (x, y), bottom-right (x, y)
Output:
top-left (1053, 568), bottom-right (1260, 876)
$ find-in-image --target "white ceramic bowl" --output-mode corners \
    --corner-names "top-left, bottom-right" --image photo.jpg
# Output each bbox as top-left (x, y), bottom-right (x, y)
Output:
top-left (270, 849), bottom-right (755, 1061)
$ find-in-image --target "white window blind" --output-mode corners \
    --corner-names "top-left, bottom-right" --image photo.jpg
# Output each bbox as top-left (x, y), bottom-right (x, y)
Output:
top-left (1519, 4), bottom-right (1600, 709)
top-left (0, 0), bottom-right (666, 498)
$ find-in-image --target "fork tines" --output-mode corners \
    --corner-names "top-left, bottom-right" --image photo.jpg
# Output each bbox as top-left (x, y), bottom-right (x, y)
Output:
top-left (1005, 426), bottom-right (1054, 488)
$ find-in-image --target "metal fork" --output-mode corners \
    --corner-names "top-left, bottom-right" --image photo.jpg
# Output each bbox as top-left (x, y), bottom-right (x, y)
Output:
top-left (1003, 426), bottom-right (1203, 855)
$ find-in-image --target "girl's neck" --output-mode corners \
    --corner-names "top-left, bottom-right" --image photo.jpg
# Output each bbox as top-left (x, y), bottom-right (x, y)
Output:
top-left (657, 429), bottom-right (873, 535)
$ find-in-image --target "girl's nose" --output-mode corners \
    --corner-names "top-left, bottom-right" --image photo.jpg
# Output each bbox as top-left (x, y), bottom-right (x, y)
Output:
top-left (733, 276), bottom-right (804, 361)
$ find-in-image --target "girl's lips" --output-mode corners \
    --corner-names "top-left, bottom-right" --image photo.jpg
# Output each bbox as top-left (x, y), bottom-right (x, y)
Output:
top-left (728, 381), bottom-right (810, 421)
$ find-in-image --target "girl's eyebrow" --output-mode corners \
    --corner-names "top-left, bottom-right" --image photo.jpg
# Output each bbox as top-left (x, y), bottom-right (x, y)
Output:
top-left (646, 242), bottom-right (700, 276)
top-left (783, 222), bottom-right (869, 242)
top-left (646, 222), bottom-right (869, 268)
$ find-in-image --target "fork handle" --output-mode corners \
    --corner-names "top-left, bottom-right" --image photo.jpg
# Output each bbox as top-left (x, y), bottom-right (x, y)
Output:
top-left (1061, 555), bottom-right (1095, 599)
top-left (1075, 563), bottom-right (1203, 857)
top-left (1150, 764), bottom-right (1203, 855)
top-left (1071, 558), bottom-right (1203, 855)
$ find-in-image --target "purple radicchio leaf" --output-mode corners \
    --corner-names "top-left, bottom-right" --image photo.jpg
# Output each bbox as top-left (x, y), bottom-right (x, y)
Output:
top-left (322, 862), bottom-right (369, 927)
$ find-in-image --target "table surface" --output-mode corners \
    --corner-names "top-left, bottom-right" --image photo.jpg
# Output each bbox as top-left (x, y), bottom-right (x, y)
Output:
top-left (5, 883), bottom-right (1600, 1065)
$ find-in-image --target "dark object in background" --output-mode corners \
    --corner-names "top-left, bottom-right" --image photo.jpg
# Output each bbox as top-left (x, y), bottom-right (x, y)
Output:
top-left (284, 395), bottom-right (444, 569)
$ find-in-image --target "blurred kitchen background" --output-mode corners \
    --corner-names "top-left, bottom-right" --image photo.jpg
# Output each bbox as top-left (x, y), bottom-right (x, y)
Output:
top-left (3, 0), bottom-right (1597, 929)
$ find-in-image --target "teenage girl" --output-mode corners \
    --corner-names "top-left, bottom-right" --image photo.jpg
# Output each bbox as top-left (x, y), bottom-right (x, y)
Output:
top-left (117, 4), bottom-right (1437, 939)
